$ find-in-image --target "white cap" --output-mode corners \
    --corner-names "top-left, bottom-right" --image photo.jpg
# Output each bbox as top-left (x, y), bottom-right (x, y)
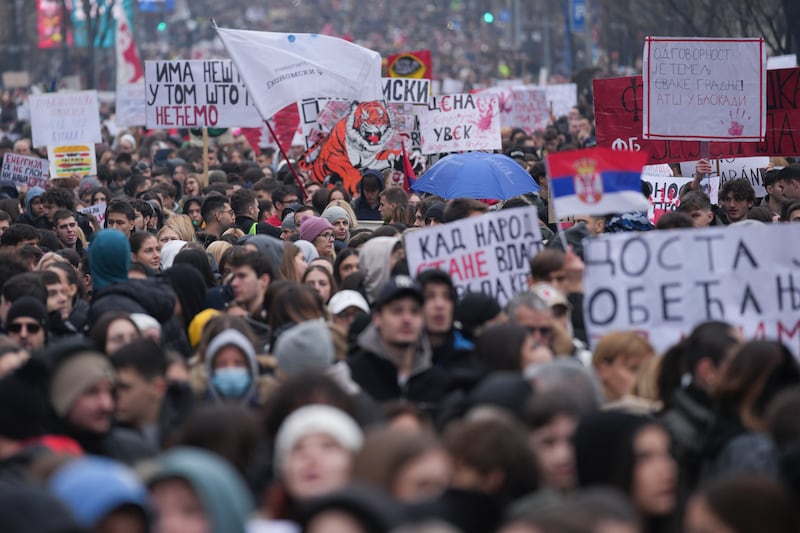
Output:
top-left (328, 290), bottom-right (370, 316)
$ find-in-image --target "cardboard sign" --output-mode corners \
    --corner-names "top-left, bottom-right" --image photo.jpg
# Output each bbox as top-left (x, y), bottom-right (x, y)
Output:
top-left (545, 83), bottom-right (578, 119)
top-left (1, 153), bottom-right (49, 187)
top-left (679, 157), bottom-right (769, 197)
top-left (116, 81), bottom-right (146, 127)
top-left (417, 94), bottom-right (501, 155)
top-left (29, 91), bottom-right (102, 148)
top-left (48, 144), bottom-right (97, 179)
top-left (79, 202), bottom-right (106, 227)
top-left (583, 223), bottom-right (800, 356)
top-left (405, 207), bottom-right (543, 306)
top-left (593, 68), bottom-right (800, 164)
top-left (640, 174), bottom-right (693, 223)
top-left (382, 77), bottom-right (430, 105)
top-left (643, 37), bottom-right (766, 141)
top-left (144, 59), bottom-right (263, 128)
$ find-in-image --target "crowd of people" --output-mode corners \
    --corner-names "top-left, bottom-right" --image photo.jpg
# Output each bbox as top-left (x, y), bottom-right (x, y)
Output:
top-left (0, 101), bottom-right (798, 533)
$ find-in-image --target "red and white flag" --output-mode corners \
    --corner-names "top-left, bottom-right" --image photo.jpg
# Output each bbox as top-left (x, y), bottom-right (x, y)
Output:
top-left (214, 25), bottom-right (383, 120)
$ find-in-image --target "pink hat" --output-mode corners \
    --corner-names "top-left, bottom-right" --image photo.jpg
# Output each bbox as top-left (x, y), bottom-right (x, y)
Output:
top-left (299, 216), bottom-right (333, 242)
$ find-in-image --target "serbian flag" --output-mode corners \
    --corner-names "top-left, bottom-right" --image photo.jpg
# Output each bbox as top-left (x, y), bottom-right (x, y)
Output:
top-left (546, 147), bottom-right (649, 219)
top-left (215, 24), bottom-right (382, 120)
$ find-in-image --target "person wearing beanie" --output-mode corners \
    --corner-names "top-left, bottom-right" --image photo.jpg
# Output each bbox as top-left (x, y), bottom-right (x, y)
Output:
top-left (49, 456), bottom-right (150, 533)
top-left (203, 329), bottom-right (261, 406)
top-left (6, 296), bottom-right (48, 352)
top-left (454, 292), bottom-right (505, 343)
top-left (188, 308), bottom-right (220, 349)
top-left (273, 319), bottom-right (335, 378)
top-left (294, 239), bottom-right (319, 263)
top-left (299, 216), bottom-right (335, 260)
top-left (147, 447), bottom-right (254, 533)
top-left (274, 405), bottom-right (363, 505)
top-left (46, 339), bottom-right (156, 464)
top-left (321, 205), bottom-right (350, 248)
top-left (280, 212), bottom-right (298, 241)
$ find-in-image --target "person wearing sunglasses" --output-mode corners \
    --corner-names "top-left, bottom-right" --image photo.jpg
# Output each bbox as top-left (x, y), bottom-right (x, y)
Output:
top-left (507, 291), bottom-right (556, 353)
top-left (5, 297), bottom-right (47, 354)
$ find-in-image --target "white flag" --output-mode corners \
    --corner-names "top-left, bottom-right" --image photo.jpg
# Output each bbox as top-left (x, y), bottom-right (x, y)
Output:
top-left (215, 26), bottom-right (383, 120)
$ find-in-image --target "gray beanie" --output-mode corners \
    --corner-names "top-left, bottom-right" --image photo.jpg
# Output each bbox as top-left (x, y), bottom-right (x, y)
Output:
top-left (321, 206), bottom-right (349, 225)
top-left (273, 319), bottom-right (335, 377)
top-left (281, 213), bottom-right (296, 231)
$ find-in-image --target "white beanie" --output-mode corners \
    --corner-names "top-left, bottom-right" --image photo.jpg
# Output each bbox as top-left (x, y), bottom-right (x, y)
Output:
top-left (274, 405), bottom-right (363, 473)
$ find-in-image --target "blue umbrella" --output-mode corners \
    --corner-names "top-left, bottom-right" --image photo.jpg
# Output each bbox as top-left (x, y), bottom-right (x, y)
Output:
top-left (411, 152), bottom-right (540, 200)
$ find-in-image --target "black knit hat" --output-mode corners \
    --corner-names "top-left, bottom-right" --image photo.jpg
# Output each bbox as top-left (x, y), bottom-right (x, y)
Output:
top-left (6, 297), bottom-right (48, 329)
top-left (0, 357), bottom-right (49, 440)
top-left (453, 292), bottom-right (502, 340)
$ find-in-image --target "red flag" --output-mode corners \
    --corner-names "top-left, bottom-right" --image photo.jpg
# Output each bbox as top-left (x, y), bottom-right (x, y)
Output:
top-left (401, 140), bottom-right (416, 194)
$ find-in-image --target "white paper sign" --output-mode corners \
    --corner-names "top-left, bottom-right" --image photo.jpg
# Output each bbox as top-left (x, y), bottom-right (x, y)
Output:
top-left (79, 202), bottom-right (106, 227)
top-left (417, 94), bottom-right (501, 155)
top-left (679, 157), bottom-right (769, 197)
top-left (545, 83), bottom-right (578, 119)
top-left (1, 153), bottom-right (49, 187)
top-left (382, 77), bottom-right (430, 105)
top-left (145, 59), bottom-right (263, 128)
top-left (583, 224), bottom-right (800, 356)
top-left (643, 37), bottom-right (766, 142)
top-left (30, 91), bottom-right (102, 148)
top-left (405, 207), bottom-right (543, 306)
top-left (767, 54), bottom-right (797, 70)
top-left (640, 174), bottom-right (693, 223)
top-left (116, 81), bottom-right (146, 127)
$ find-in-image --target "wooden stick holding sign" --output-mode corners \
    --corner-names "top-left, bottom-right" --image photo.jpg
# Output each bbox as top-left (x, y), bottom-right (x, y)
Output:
top-left (201, 128), bottom-right (209, 189)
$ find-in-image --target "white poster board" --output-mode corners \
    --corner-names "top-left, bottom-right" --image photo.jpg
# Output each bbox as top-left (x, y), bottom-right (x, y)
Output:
top-left (640, 174), bottom-right (693, 223)
top-left (767, 54), bottom-right (797, 70)
top-left (47, 144), bottom-right (97, 179)
top-left (643, 37), bottom-right (766, 141)
top-left (545, 83), bottom-right (578, 119)
top-left (405, 206), bottom-right (543, 306)
top-left (679, 157), bottom-right (769, 197)
top-left (116, 81), bottom-right (146, 127)
top-left (144, 59), bottom-right (263, 128)
top-left (417, 94), bottom-right (501, 154)
top-left (1, 153), bottom-right (49, 187)
top-left (583, 224), bottom-right (800, 356)
top-left (79, 202), bottom-right (106, 227)
top-left (382, 77), bottom-right (430, 105)
top-left (29, 91), bottom-right (102, 148)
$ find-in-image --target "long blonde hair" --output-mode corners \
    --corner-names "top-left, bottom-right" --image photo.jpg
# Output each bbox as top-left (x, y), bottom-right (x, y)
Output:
top-left (164, 214), bottom-right (196, 242)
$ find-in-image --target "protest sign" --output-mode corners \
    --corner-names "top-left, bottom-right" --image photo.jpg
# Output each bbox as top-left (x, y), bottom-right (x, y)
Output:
top-left (116, 82), bottom-right (146, 127)
top-left (640, 174), bottom-right (693, 223)
top-left (79, 202), bottom-right (106, 228)
top-left (29, 91), bottom-right (102, 148)
top-left (768, 54), bottom-right (797, 70)
top-left (2, 71), bottom-right (30, 88)
top-left (405, 206), bottom-right (543, 306)
top-left (48, 144), bottom-right (97, 179)
top-left (441, 78), bottom-right (465, 95)
top-left (417, 94), bottom-right (501, 154)
top-left (583, 223), bottom-right (800, 357)
top-left (642, 37), bottom-right (766, 141)
top-left (545, 83), bottom-right (578, 119)
top-left (678, 157), bottom-right (769, 197)
top-left (593, 68), bottom-right (800, 164)
top-left (382, 77), bottom-right (430, 105)
top-left (493, 86), bottom-right (549, 133)
top-left (1, 153), bottom-right (49, 187)
top-left (145, 60), bottom-right (263, 128)
top-left (386, 50), bottom-right (433, 79)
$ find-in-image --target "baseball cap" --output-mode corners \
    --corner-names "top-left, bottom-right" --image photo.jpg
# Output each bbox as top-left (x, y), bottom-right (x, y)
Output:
top-left (373, 276), bottom-right (423, 310)
top-left (530, 282), bottom-right (570, 311)
top-left (329, 290), bottom-right (370, 316)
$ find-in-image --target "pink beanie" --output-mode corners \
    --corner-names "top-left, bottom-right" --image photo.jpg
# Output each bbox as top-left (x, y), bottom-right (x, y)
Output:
top-left (299, 216), bottom-right (333, 242)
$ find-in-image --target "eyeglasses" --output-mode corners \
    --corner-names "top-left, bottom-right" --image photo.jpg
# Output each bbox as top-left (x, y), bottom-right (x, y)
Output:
top-left (8, 322), bottom-right (42, 334)
top-left (527, 326), bottom-right (553, 336)
top-left (319, 232), bottom-right (335, 240)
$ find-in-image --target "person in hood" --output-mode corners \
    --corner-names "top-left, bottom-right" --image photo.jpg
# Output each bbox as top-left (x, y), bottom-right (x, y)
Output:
top-left (204, 329), bottom-right (261, 406)
top-left (146, 446), bottom-right (254, 533)
top-left (360, 236), bottom-right (401, 304)
top-left (18, 186), bottom-right (48, 228)
top-left (352, 170), bottom-right (384, 221)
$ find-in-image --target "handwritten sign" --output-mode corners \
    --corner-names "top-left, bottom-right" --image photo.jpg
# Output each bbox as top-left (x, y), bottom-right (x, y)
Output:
top-left (405, 206), bottom-right (543, 306)
top-left (417, 94), bottom-right (501, 155)
top-left (1, 153), bottom-right (49, 187)
top-left (498, 87), bottom-right (550, 133)
top-left (48, 144), bottom-right (97, 179)
top-left (584, 224), bottom-right (800, 357)
top-left (640, 174), bottom-right (693, 223)
top-left (679, 157), bottom-right (769, 197)
top-left (643, 37), bottom-right (766, 141)
top-left (79, 202), bottom-right (106, 227)
top-left (593, 68), bottom-right (800, 164)
top-left (29, 91), bottom-right (102, 148)
top-left (382, 77), bottom-right (430, 105)
top-left (545, 83), bottom-right (578, 119)
top-left (144, 59), bottom-right (263, 128)
top-left (116, 81), bottom-right (146, 127)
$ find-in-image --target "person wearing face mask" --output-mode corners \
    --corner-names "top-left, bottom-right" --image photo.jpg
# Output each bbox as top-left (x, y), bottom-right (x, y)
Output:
top-left (203, 329), bottom-right (262, 407)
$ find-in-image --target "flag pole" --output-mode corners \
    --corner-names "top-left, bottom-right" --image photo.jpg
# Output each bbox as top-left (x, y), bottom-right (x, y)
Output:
top-left (200, 127), bottom-right (209, 189)
top-left (264, 120), bottom-right (307, 199)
